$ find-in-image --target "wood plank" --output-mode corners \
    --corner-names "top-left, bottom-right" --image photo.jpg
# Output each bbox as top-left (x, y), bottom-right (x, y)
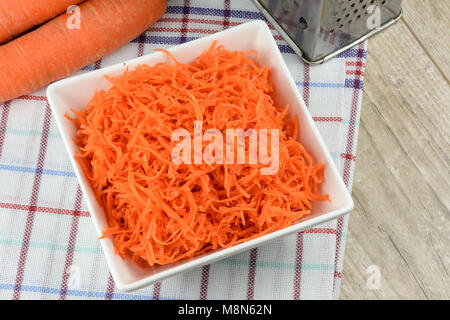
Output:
top-left (401, 0), bottom-right (450, 80)
top-left (340, 15), bottom-right (450, 299)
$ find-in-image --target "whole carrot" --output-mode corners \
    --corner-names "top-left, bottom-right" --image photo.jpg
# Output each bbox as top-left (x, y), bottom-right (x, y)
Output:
top-left (0, 0), bottom-right (85, 44)
top-left (0, 0), bottom-right (167, 103)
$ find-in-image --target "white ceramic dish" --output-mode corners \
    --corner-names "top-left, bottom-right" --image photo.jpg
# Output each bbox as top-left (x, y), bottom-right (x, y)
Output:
top-left (47, 20), bottom-right (353, 292)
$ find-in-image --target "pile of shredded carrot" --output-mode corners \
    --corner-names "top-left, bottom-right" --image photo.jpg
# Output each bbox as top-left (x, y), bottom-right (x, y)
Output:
top-left (69, 41), bottom-right (329, 267)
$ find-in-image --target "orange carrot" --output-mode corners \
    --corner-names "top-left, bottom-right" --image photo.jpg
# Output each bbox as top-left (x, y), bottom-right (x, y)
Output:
top-left (0, 0), bottom-right (85, 44)
top-left (70, 42), bottom-right (329, 267)
top-left (0, 0), bottom-right (167, 103)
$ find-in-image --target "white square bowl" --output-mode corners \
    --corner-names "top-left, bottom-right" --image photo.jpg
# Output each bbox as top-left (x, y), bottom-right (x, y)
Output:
top-left (47, 20), bottom-right (353, 292)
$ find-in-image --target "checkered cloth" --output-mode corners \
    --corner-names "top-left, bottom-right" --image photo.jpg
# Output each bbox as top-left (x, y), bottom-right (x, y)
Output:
top-left (0, 0), bottom-right (367, 300)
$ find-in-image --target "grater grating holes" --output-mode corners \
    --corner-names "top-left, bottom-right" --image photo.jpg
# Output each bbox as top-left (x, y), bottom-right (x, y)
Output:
top-left (330, 0), bottom-right (391, 33)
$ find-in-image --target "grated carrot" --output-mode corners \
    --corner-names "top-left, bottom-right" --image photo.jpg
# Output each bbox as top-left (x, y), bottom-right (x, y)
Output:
top-left (68, 41), bottom-right (329, 267)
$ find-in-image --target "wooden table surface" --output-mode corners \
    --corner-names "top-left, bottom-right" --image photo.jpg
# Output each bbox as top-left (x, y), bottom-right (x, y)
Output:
top-left (340, 0), bottom-right (449, 299)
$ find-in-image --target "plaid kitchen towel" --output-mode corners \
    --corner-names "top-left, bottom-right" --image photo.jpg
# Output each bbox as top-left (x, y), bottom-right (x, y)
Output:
top-left (0, 0), bottom-right (367, 300)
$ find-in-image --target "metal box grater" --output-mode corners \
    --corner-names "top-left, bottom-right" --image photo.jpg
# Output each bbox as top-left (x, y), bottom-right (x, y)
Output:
top-left (253, 0), bottom-right (402, 64)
